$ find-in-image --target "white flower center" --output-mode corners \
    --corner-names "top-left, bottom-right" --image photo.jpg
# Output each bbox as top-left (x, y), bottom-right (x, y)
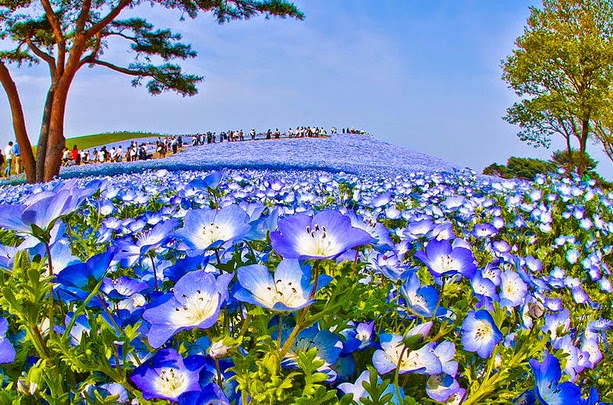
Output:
top-left (256, 279), bottom-right (307, 309)
top-left (473, 320), bottom-right (494, 341)
top-left (153, 367), bottom-right (189, 398)
top-left (171, 291), bottom-right (220, 327)
top-left (434, 255), bottom-right (455, 273)
top-left (295, 224), bottom-right (340, 257)
top-left (197, 222), bottom-right (234, 249)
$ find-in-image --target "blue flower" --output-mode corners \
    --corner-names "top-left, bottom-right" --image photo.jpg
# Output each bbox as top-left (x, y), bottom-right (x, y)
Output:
top-left (415, 239), bottom-right (476, 279)
top-left (372, 323), bottom-right (442, 375)
top-left (461, 310), bottom-right (502, 359)
top-left (529, 353), bottom-right (582, 405)
top-left (55, 249), bottom-right (115, 301)
top-left (337, 370), bottom-right (404, 404)
top-left (281, 325), bottom-right (343, 381)
top-left (0, 317), bottom-right (15, 364)
top-left (400, 272), bottom-right (443, 318)
top-left (143, 271), bottom-right (233, 348)
top-left (426, 373), bottom-right (461, 402)
top-left (270, 210), bottom-right (372, 260)
top-left (234, 259), bottom-right (331, 311)
top-left (175, 204), bottom-right (251, 254)
top-left (499, 270), bottom-right (528, 308)
top-left (130, 348), bottom-right (206, 402)
top-left (114, 218), bottom-right (180, 267)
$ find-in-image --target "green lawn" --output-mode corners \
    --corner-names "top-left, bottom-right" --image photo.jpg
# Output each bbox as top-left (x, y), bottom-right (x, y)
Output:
top-left (65, 131), bottom-right (169, 150)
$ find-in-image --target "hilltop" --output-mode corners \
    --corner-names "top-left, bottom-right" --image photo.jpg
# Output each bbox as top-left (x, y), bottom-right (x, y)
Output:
top-left (60, 134), bottom-right (464, 179)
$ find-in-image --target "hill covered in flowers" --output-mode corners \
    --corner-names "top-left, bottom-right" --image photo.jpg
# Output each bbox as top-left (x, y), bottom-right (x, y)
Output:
top-left (59, 134), bottom-right (463, 179)
top-left (0, 135), bottom-right (611, 404)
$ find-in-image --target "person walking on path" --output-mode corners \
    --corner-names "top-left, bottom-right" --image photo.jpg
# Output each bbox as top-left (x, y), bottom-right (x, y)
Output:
top-left (3, 141), bottom-right (13, 177)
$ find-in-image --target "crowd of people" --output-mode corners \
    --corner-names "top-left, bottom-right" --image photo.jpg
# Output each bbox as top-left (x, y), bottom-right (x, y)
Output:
top-left (1, 127), bottom-right (372, 175)
top-left (62, 136), bottom-right (184, 167)
top-left (0, 141), bottom-right (22, 178)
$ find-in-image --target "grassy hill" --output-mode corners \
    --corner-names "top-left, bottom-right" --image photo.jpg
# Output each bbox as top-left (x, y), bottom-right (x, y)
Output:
top-left (65, 131), bottom-right (168, 150)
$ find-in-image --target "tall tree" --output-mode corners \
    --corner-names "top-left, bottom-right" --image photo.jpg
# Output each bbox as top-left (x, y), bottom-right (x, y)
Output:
top-left (0, 0), bottom-right (303, 183)
top-left (502, 0), bottom-right (613, 176)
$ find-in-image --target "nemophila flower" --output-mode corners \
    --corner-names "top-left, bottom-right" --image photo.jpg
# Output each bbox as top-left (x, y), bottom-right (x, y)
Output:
top-left (433, 340), bottom-right (458, 376)
top-left (543, 309), bottom-right (571, 342)
top-left (234, 259), bottom-right (331, 311)
top-left (175, 205), bottom-right (251, 255)
top-left (369, 251), bottom-right (409, 282)
top-left (337, 370), bottom-right (404, 404)
top-left (414, 238), bottom-right (477, 279)
top-left (55, 249), bottom-right (115, 302)
top-left (461, 310), bottom-right (502, 359)
top-left (400, 272), bottom-right (443, 318)
top-left (373, 323), bottom-right (442, 376)
top-left (130, 348), bottom-right (205, 402)
top-left (143, 271), bottom-right (233, 348)
top-left (471, 223), bottom-right (497, 238)
top-left (101, 276), bottom-right (148, 301)
top-left (0, 184), bottom-right (95, 239)
top-left (340, 321), bottom-right (376, 355)
top-left (426, 374), bottom-right (461, 402)
top-left (346, 210), bottom-right (394, 249)
top-left (553, 335), bottom-right (592, 380)
top-left (178, 384), bottom-right (230, 405)
top-left (281, 325), bottom-right (343, 381)
top-left (114, 218), bottom-right (180, 267)
top-left (529, 353), bottom-right (582, 405)
top-left (270, 210), bottom-right (372, 260)
top-left (499, 271), bottom-right (528, 308)
top-left (0, 317), bottom-right (16, 364)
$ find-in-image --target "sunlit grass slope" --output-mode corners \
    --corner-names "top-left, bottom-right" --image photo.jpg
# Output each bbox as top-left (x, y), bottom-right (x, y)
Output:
top-left (65, 131), bottom-right (167, 150)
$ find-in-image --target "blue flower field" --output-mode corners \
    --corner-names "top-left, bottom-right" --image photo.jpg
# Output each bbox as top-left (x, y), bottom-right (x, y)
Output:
top-left (0, 134), bottom-right (611, 404)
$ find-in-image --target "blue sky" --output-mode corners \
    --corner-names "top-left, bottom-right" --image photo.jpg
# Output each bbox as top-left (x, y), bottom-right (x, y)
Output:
top-left (2, 1), bottom-right (613, 179)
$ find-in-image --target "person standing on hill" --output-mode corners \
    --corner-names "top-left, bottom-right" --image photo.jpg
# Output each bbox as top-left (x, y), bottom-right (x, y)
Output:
top-left (12, 141), bottom-right (21, 175)
top-left (4, 141), bottom-right (13, 177)
top-left (71, 145), bottom-right (80, 165)
top-left (0, 149), bottom-right (5, 176)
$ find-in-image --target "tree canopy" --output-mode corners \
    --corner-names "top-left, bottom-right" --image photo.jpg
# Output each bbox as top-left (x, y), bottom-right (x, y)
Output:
top-left (0, 0), bottom-right (303, 182)
top-left (502, 0), bottom-right (613, 176)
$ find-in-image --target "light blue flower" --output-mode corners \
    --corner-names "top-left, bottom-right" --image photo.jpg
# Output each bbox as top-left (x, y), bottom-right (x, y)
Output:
top-left (143, 271), bottom-right (232, 348)
top-left (130, 348), bottom-right (205, 402)
top-left (0, 317), bottom-right (16, 364)
top-left (461, 310), bottom-right (502, 359)
top-left (234, 259), bottom-right (331, 311)
top-left (270, 210), bottom-right (372, 260)
top-left (175, 205), bottom-right (251, 254)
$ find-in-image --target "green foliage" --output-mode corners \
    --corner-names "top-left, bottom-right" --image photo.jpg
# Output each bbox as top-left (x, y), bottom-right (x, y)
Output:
top-left (483, 156), bottom-right (554, 180)
top-left (502, 0), bottom-right (613, 172)
top-left (64, 131), bottom-right (169, 151)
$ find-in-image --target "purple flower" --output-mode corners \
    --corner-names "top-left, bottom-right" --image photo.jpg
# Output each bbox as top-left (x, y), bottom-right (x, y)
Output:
top-left (234, 259), bottom-right (331, 311)
top-left (0, 317), bottom-right (15, 364)
top-left (415, 239), bottom-right (476, 279)
top-left (372, 323), bottom-right (442, 375)
top-left (175, 205), bottom-right (251, 254)
top-left (400, 272), bottom-right (442, 318)
top-left (461, 310), bottom-right (502, 359)
top-left (130, 348), bottom-right (205, 402)
top-left (270, 210), bottom-right (372, 260)
top-left (143, 271), bottom-right (232, 348)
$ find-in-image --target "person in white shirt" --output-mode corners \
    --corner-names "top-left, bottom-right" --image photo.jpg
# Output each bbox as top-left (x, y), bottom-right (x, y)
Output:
top-left (3, 142), bottom-right (13, 176)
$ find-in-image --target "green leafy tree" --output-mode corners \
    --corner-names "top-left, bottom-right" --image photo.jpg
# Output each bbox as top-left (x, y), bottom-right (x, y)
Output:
top-left (0, 0), bottom-right (303, 183)
top-left (502, 0), bottom-right (613, 176)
